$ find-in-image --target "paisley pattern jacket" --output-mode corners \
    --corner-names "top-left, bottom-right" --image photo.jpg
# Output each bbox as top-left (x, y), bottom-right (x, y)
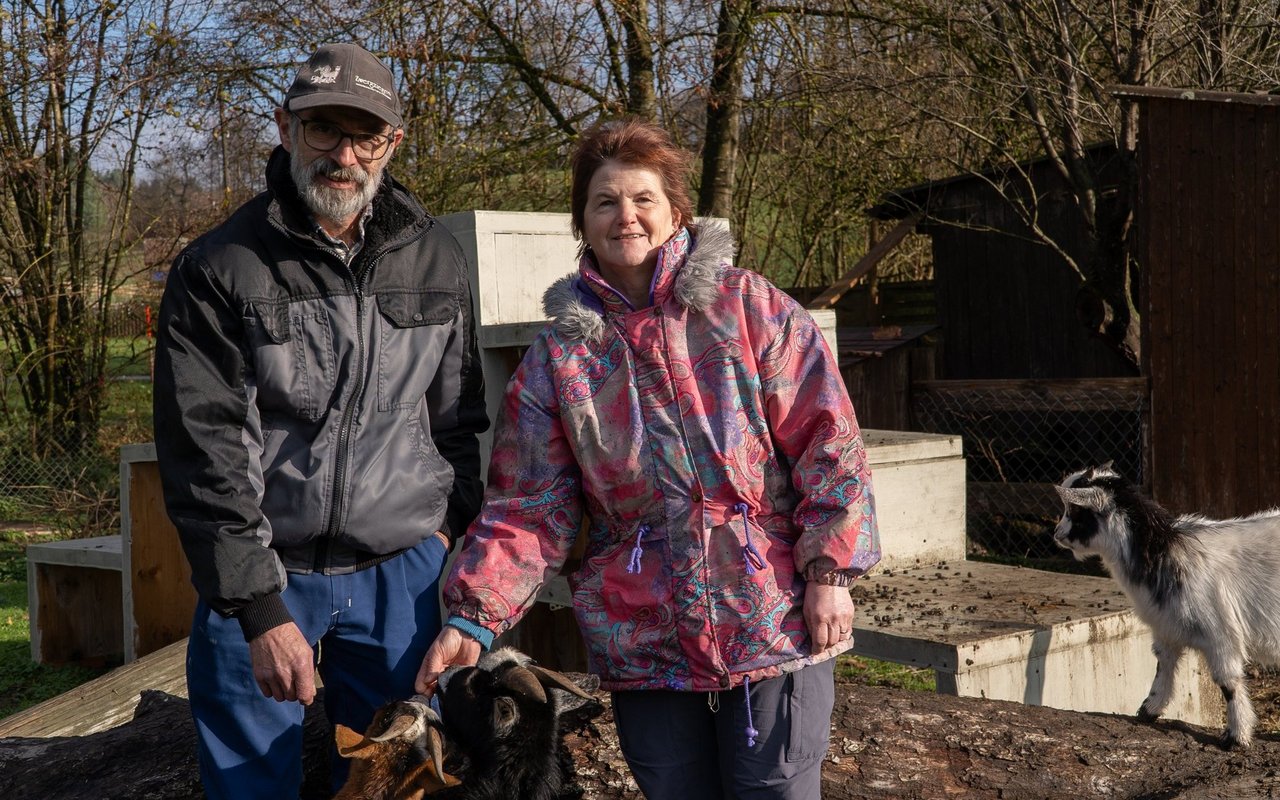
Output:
top-left (444, 225), bottom-right (880, 691)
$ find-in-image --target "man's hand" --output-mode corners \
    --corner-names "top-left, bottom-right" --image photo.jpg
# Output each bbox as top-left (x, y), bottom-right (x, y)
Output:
top-left (804, 581), bottom-right (855, 652)
top-left (249, 622), bottom-right (317, 705)
top-left (415, 625), bottom-right (482, 695)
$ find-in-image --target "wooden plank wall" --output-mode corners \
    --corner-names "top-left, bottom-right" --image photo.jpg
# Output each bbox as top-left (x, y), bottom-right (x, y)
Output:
top-left (927, 173), bottom-right (1136, 381)
top-left (127, 461), bottom-right (196, 660)
top-left (1138, 95), bottom-right (1280, 517)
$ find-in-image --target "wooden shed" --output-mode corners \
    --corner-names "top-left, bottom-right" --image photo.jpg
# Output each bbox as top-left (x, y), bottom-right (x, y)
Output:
top-left (1121, 86), bottom-right (1280, 518)
top-left (869, 150), bottom-right (1137, 381)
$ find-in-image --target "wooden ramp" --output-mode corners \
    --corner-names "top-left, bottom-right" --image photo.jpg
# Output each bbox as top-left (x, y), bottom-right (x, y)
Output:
top-left (0, 638), bottom-right (187, 738)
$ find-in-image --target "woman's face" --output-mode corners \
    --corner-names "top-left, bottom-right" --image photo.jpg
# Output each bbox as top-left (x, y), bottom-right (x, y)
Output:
top-left (583, 159), bottom-right (681, 278)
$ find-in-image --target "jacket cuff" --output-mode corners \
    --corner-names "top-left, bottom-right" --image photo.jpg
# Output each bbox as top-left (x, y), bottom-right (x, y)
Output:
top-left (446, 616), bottom-right (495, 650)
top-left (236, 592), bottom-right (295, 642)
top-left (437, 519), bottom-right (456, 548)
top-left (804, 567), bottom-right (859, 587)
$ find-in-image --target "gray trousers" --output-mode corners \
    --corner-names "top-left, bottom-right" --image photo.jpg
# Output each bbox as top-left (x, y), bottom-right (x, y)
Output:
top-left (611, 659), bottom-right (835, 800)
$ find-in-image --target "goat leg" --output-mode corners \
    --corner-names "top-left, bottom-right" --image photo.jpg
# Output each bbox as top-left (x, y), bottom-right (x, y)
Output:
top-left (1205, 650), bottom-right (1256, 749)
top-left (1137, 640), bottom-right (1183, 722)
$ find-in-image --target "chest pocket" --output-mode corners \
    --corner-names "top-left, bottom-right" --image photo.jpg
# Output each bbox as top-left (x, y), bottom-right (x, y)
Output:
top-left (375, 290), bottom-right (459, 411)
top-left (243, 299), bottom-right (336, 422)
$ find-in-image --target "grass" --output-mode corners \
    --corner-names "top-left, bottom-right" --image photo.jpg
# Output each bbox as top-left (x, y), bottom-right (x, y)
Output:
top-left (836, 653), bottom-right (936, 693)
top-left (0, 533), bottom-right (110, 720)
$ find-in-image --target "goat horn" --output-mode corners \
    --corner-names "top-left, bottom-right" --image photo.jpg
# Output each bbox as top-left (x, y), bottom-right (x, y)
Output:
top-left (527, 665), bottom-right (594, 700)
top-left (503, 667), bottom-right (548, 703)
top-left (1054, 485), bottom-right (1109, 513)
top-left (369, 709), bottom-right (422, 743)
top-left (427, 724), bottom-right (447, 785)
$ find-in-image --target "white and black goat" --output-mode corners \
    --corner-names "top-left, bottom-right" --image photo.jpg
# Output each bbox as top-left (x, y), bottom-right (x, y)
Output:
top-left (1053, 464), bottom-right (1280, 748)
top-left (335, 647), bottom-right (594, 799)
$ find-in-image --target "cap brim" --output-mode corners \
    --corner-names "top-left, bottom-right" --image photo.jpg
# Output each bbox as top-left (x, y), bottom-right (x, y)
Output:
top-left (286, 93), bottom-right (402, 128)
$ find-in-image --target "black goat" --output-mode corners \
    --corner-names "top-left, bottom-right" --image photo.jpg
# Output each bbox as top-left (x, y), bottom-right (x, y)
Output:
top-left (334, 648), bottom-right (595, 799)
top-left (434, 647), bottom-right (594, 800)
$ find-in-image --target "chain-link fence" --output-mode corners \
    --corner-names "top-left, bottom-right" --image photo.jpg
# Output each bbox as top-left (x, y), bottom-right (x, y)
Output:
top-left (0, 304), bottom-right (156, 540)
top-left (912, 378), bottom-right (1148, 564)
top-left (0, 447), bottom-right (120, 539)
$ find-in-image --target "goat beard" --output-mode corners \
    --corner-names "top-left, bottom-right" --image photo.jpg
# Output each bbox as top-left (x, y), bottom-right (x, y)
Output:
top-left (290, 148), bottom-right (382, 225)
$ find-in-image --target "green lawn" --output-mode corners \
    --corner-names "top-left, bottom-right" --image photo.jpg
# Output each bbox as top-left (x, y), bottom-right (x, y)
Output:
top-left (836, 652), bottom-right (936, 692)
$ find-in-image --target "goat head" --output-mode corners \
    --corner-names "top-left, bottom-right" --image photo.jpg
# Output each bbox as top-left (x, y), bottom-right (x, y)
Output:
top-left (333, 694), bottom-right (459, 799)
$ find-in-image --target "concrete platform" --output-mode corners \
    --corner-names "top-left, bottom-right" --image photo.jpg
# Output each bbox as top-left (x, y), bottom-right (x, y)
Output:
top-left (850, 559), bottom-right (1224, 728)
top-left (861, 429), bottom-right (966, 571)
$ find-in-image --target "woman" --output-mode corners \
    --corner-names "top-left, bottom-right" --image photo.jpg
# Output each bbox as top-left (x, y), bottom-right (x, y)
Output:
top-left (418, 118), bottom-right (880, 799)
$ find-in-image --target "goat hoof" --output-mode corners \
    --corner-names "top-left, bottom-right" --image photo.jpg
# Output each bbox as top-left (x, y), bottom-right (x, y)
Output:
top-left (1136, 705), bottom-right (1159, 723)
top-left (1220, 732), bottom-right (1246, 751)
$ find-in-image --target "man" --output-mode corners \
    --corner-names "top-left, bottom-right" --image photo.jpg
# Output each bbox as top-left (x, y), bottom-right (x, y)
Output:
top-left (153, 43), bottom-right (487, 799)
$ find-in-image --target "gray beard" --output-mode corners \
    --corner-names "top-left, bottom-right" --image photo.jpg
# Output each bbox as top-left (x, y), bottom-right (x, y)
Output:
top-left (289, 144), bottom-right (382, 225)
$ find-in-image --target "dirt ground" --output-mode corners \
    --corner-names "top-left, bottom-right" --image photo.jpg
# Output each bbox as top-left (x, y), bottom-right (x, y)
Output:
top-left (1248, 665), bottom-right (1280, 733)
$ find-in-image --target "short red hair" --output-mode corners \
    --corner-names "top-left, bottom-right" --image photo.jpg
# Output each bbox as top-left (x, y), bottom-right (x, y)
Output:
top-left (569, 118), bottom-right (697, 253)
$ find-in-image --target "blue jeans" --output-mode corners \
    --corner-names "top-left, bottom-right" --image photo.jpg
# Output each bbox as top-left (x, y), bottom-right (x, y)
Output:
top-left (612, 659), bottom-right (836, 800)
top-left (186, 535), bottom-right (447, 800)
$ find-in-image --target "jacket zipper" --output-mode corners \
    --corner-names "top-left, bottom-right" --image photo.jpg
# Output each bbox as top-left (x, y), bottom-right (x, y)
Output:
top-left (651, 304), bottom-right (730, 685)
top-left (314, 221), bottom-right (432, 573)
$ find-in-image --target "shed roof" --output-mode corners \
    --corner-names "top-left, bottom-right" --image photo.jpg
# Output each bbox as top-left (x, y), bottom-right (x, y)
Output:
top-left (835, 323), bottom-right (937, 368)
top-left (1111, 84), bottom-right (1280, 106)
top-left (866, 143), bottom-right (1118, 221)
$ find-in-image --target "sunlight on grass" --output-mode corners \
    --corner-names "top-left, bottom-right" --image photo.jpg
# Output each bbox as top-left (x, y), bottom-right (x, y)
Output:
top-left (836, 653), bottom-right (936, 693)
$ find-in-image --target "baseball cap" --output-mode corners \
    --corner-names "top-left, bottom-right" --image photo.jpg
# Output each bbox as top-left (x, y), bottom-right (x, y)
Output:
top-left (283, 43), bottom-right (403, 128)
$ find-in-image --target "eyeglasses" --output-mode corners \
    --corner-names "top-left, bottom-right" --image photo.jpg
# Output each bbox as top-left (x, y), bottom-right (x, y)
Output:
top-left (293, 115), bottom-right (395, 161)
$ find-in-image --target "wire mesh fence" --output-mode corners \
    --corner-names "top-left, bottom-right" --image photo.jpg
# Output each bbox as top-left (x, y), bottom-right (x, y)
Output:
top-left (0, 447), bottom-right (120, 539)
top-left (911, 378), bottom-right (1148, 564)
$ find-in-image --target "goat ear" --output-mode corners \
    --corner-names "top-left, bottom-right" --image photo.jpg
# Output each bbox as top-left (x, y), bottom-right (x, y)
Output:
top-left (492, 695), bottom-right (520, 735)
top-left (527, 664), bottom-right (594, 700)
top-left (334, 725), bottom-right (374, 759)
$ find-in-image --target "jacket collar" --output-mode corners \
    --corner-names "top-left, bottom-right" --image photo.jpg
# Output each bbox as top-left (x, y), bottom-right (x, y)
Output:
top-left (543, 223), bottom-right (736, 344)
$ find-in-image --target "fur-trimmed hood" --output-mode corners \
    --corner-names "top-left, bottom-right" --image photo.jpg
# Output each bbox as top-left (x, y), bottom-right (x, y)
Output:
top-left (541, 224), bottom-right (736, 343)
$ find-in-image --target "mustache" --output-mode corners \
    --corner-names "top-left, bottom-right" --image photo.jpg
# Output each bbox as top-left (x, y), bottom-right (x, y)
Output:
top-left (305, 158), bottom-right (368, 186)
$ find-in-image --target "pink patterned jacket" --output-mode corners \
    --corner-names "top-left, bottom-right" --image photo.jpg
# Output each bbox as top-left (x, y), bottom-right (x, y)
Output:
top-left (444, 225), bottom-right (880, 691)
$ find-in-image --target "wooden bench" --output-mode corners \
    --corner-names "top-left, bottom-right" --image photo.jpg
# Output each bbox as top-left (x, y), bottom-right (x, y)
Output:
top-left (27, 535), bottom-right (125, 665)
top-left (25, 444), bottom-right (197, 666)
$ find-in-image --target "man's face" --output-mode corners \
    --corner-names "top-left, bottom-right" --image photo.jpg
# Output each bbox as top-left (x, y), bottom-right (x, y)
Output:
top-left (274, 106), bottom-right (402, 225)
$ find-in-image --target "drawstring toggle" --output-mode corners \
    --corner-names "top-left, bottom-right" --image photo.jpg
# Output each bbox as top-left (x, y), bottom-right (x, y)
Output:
top-left (626, 524), bottom-right (651, 574)
top-left (735, 502), bottom-right (765, 574)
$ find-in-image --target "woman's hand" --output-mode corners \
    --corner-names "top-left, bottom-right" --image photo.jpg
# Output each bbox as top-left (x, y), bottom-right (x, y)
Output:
top-left (804, 581), bottom-right (855, 652)
top-left (415, 625), bottom-right (483, 695)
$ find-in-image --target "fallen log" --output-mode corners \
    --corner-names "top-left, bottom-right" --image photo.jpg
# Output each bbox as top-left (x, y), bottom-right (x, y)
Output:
top-left (4, 680), bottom-right (1280, 799)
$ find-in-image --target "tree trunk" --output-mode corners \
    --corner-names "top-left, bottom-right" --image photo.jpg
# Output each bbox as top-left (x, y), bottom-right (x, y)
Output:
top-left (5, 682), bottom-right (1280, 799)
top-left (616, 0), bottom-right (656, 119)
top-left (699, 0), bottom-right (756, 219)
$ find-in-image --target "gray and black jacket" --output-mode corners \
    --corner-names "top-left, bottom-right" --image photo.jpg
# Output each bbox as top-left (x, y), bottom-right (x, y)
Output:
top-left (153, 146), bottom-right (488, 641)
